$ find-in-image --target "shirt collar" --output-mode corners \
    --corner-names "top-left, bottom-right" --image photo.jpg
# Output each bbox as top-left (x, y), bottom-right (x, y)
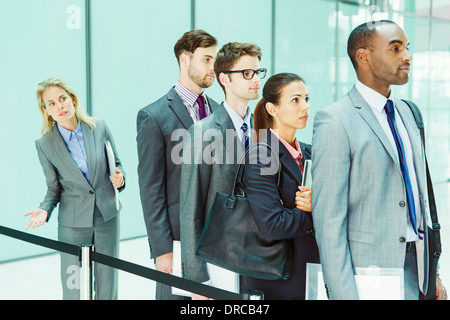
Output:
top-left (57, 120), bottom-right (82, 142)
top-left (223, 100), bottom-right (251, 132)
top-left (175, 81), bottom-right (206, 107)
top-left (355, 80), bottom-right (394, 113)
top-left (270, 128), bottom-right (302, 160)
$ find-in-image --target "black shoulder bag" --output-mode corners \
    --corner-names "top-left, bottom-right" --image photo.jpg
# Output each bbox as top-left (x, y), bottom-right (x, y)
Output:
top-left (196, 143), bottom-right (293, 281)
top-left (402, 99), bottom-right (442, 300)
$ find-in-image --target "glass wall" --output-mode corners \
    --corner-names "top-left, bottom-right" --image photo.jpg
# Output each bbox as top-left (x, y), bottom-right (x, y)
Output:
top-left (1, 1), bottom-right (449, 279)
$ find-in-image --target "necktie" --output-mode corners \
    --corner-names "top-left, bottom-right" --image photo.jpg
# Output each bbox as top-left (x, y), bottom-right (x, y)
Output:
top-left (196, 95), bottom-right (207, 120)
top-left (384, 99), bottom-right (417, 234)
top-left (241, 123), bottom-right (249, 151)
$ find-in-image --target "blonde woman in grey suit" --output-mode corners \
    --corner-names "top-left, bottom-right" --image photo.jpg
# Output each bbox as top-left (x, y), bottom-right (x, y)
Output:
top-left (23, 78), bottom-right (125, 300)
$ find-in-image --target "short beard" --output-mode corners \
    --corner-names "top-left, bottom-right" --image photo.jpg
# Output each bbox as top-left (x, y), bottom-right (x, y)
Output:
top-left (188, 66), bottom-right (213, 89)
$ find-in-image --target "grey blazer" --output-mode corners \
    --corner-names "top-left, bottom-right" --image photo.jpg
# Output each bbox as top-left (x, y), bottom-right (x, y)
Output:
top-left (311, 86), bottom-right (431, 299)
top-left (36, 120), bottom-right (125, 228)
top-left (137, 87), bottom-right (220, 259)
top-left (179, 104), bottom-right (251, 283)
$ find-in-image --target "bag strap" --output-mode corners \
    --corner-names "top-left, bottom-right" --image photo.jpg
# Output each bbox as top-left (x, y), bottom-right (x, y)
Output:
top-left (401, 100), bottom-right (441, 251)
top-left (226, 142), bottom-right (281, 209)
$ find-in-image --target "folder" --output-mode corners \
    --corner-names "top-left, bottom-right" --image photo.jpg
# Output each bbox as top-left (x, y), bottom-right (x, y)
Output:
top-left (172, 240), bottom-right (239, 297)
top-left (305, 263), bottom-right (404, 300)
top-left (301, 160), bottom-right (312, 188)
top-left (105, 140), bottom-right (120, 211)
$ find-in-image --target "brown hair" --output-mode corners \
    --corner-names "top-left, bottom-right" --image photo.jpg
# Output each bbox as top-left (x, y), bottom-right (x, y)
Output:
top-left (253, 73), bottom-right (305, 141)
top-left (174, 29), bottom-right (217, 65)
top-left (214, 42), bottom-right (262, 92)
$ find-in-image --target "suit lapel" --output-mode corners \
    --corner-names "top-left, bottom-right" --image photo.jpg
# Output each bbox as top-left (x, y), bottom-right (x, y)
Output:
top-left (266, 130), bottom-right (303, 186)
top-left (214, 104), bottom-right (243, 168)
top-left (167, 87), bottom-right (194, 130)
top-left (81, 121), bottom-right (96, 184)
top-left (206, 96), bottom-right (220, 113)
top-left (394, 98), bottom-right (423, 171)
top-left (349, 86), bottom-right (401, 171)
top-left (50, 124), bottom-right (90, 184)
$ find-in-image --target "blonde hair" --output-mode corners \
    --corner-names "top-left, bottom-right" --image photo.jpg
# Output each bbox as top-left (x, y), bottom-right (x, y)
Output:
top-left (36, 78), bottom-right (97, 135)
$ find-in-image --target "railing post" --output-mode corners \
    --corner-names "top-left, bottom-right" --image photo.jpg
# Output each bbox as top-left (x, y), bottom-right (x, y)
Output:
top-left (80, 244), bottom-right (93, 300)
top-left (243, 290), bottom-right (264, 300)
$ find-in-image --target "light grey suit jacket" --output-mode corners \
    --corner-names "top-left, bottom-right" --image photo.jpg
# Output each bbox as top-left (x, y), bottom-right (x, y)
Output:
top-left (136, 87), bottom-right (220, 259)
top-left (36, 120), bottom-right (125, 228)
top-left (179, 104), bottom-right (250, 283)
top-left (311, 86), bottom-right (431, 299)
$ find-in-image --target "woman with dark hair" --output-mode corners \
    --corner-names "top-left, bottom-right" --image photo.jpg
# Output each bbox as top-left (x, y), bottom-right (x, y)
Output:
top-left (242, 73), bottom-right (319, 300)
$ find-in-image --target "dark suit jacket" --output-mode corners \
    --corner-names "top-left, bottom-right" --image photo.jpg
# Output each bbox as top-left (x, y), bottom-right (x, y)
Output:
top-left (242, 129), bottom-right (319, 299)
top-left (180, 103), bottom-right (251, 283)
top-left (137, 87), bottom-right (219, 258)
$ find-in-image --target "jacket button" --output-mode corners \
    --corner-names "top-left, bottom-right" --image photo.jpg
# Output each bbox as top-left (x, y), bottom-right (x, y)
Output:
top-left (399, 237), bottom-right (406, 243)
top-left (89, 190), bottom-right (94, 194)
top-left (399, 201), bottom-right (406, 207)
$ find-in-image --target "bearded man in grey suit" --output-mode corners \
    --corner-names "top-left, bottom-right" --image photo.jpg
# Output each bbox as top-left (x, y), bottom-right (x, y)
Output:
top-left (137, 29), bottom-right (219, 300)
top-left (180, 42), bottom-right (266, 300)
top-left (311, 20), bottom-right (446, 300)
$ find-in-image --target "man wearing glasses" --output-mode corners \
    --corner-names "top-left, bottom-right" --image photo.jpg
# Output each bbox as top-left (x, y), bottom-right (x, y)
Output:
top-left (180, 42), bottom-right (265, 299)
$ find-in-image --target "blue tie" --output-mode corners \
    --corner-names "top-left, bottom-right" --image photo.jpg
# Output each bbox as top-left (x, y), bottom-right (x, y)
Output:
top-left (384, 100), bottom-right (417, 234)
top-left (241, 123), bottom-right (249, 151)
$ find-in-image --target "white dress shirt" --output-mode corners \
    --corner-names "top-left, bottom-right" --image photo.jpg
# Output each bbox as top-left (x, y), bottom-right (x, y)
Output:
top-left (355, 80), bottom-right (421, 241)
top-left (223, 100), bottom-right (252, 146)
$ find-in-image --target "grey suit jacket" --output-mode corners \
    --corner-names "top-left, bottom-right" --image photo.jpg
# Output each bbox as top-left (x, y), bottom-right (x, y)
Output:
top-left (136, 87), bottom-right (220, 259)
top-left (311, 86), bottom-right (431, 299)
top-left (180, 104), bottom-right (250, 283)
top-left (36, 120), bottom-right (125, 228)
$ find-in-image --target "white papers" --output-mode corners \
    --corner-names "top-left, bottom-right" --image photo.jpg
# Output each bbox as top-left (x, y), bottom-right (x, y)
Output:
top-left (172, 240), bottom-right (191, 297)
top-left (105, 140), bottom-right (119, 211)
top-left (301, 160), bottom-right (312, 188)
top-left (206, 262), bottom-right (240, 294)
top-left (306, 263), bottom-right (404, 300)
top-left (172, 240), bottom-right (240, 297)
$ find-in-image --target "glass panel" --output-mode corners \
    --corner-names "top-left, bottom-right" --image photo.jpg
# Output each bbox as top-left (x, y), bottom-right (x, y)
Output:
top-left (89, 0), bottom-right (191, 239)
top-left (274, 0), bottom-right (336, 144)
top-left (195, 0), bottom-right (272, 109)
top-left (0, 0), bottom-right (86, 262)
top-left (389, 0), bottom-right (431, 15)
top-left (432, 0), bottom-right (450, 20)
top-left (428, 19), bottom-right (450, 285)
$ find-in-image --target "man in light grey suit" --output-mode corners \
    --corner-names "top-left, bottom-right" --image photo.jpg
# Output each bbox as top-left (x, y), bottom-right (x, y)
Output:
top-left (137, 30), bottom-right (219, 300)
top-left (180, 42), bottom-right (265, 299)
top-left (311, 20), bottom-right (445, 300)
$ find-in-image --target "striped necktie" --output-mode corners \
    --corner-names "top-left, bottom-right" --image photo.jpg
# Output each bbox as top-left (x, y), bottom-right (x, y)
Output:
top-left (241, 123), bottom-right (249, 151)
top-left (385, 99), bottom-right (417, 234)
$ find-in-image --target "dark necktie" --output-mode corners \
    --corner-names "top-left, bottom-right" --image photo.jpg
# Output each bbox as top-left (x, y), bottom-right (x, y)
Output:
top-left (384, 99), bottom-right (417, 234)
top-left (196, 95), bottom-right (207, 120)
top-left (241, 123), bottom-right (249, 151)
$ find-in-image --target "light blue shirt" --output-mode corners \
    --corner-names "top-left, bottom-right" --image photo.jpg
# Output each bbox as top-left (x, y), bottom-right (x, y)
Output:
top-left (57, 121), bottom-right (90, 182)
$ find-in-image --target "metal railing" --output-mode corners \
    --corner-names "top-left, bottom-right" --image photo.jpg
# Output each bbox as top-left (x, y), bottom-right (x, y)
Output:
top-left (0, 225), bottom-right (263, 300)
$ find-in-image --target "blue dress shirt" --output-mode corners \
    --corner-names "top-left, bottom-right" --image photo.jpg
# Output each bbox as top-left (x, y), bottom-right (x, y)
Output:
top-left (57, 121), bottom-right (90, 182)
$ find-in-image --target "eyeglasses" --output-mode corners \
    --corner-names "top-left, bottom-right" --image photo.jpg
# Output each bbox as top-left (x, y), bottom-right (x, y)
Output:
top-left (223, 68), bottom-right (267, 80)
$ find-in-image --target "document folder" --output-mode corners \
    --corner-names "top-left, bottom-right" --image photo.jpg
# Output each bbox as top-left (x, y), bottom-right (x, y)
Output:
top-left (306, 263), bottom-right (404, 300)
top-left (105, 140), bottom-right (120, 211)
